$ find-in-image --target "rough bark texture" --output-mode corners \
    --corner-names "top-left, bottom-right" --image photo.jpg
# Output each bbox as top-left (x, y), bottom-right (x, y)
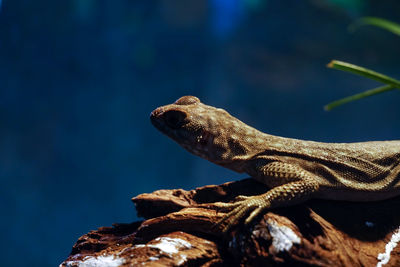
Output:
top-left (61, 178), bottom-right (400, 266)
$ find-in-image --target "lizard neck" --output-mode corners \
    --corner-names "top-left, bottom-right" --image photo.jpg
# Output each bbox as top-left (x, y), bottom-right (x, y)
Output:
top-left (207, 120), bottom-right (282, 173)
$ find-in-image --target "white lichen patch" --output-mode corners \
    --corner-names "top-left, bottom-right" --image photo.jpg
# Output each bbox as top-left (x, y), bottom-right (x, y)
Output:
top-left (62, 255), bottom-right (125, 267)
top-left (265, 218), bottom-right (301, 253)
top-left (376, 226), bottom-right (400, 267)
top-left (132, 236), bottom-right (193, 265)
top-left (176, 254), bottom-right (188, 265)
top-left (147, 237), bottom-right (192, 255)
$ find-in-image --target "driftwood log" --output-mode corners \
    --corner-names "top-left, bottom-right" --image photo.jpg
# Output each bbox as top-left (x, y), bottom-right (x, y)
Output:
top-left (60, 178), bottom-right (400, 266)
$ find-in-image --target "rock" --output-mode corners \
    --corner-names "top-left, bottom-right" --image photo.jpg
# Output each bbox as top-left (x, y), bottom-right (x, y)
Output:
top-left (60, 178), bottom-right (400, 266)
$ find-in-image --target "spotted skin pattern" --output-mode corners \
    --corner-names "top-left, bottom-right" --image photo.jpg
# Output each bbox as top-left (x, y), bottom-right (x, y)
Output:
top-left (150, 96), bottom-right (400, 232)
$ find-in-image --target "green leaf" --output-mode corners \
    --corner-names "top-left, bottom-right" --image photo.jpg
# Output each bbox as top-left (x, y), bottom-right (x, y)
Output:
top-left (325, 60), bottom-right (400, 110)
top-left (327, 60), bottom-right (400, 87)
top-left (325, 18), bottom-right (400, 111)
top-left (324, 84), bottom-right (395, 111)
top-left (349, 17), bottom-right (400, 36)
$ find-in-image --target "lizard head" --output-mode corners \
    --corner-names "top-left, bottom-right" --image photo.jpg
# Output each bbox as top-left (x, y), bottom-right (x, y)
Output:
top-left (150, 96), bottom-right (261, 169)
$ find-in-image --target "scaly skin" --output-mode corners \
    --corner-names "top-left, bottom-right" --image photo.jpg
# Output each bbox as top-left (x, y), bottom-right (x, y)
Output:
top-left (150, 96), bottom-right (400, 232)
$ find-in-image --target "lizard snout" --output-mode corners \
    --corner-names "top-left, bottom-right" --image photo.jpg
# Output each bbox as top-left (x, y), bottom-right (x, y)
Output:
top-left (150, 106), bottom-right (164, 118)
top-left (150, 106), bottom-right (188, 131)
top-left (150, 107), bottom-right (165, 127)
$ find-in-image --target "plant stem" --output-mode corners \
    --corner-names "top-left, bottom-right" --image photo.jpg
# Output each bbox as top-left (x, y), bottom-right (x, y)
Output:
top-left (324, 84), bottom-right (396, 111)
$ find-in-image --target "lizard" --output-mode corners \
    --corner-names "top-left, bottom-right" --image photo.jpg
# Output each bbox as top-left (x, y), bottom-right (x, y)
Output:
top-left (150, 95), bottom-right (400, 233)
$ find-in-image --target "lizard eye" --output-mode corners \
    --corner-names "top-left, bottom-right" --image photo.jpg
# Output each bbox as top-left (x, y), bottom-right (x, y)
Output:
top-left (164, 110), bottom-right (187, 129)
top-left (174, 96), bottom-right (200, 105)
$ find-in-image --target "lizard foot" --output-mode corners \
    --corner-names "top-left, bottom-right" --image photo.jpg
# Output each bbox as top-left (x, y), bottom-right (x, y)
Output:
top-left (215, 195), bottom-right (271, 233)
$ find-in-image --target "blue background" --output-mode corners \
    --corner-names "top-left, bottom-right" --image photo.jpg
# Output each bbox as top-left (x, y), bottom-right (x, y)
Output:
top-left (1, 1), bottom-right (399, 266)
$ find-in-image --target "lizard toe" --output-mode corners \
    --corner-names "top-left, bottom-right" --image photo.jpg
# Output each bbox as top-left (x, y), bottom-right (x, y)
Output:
top-left (234, 195), bottom-right (250, 201)
top-left (209, 201), bottom-right (242, 211)
top-left (244, 206), bottom-right (264, 225)
top-left (219, 201), bottom-right (259, 233)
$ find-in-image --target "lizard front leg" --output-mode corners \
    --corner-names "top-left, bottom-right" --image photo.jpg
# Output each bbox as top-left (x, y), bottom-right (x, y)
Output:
top-left (215, 162), bottom-right (320, 233)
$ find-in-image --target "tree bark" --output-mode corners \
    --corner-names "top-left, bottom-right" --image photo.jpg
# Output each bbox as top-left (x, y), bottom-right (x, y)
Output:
top-left (60, 178), bottom-right (400, 266)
